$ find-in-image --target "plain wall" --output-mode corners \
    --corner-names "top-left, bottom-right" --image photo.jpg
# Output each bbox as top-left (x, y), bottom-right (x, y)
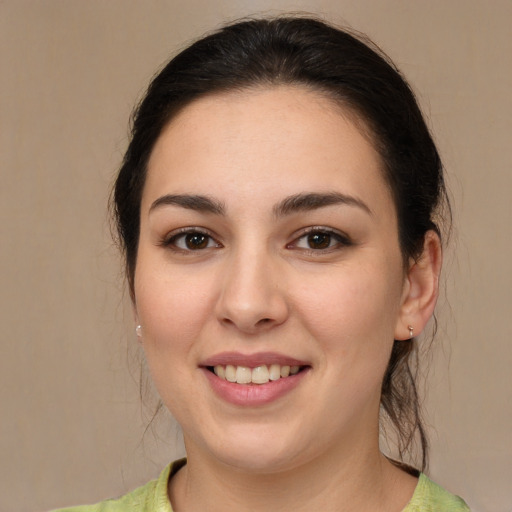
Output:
top-left (1, 1), bottom-right (511, 511)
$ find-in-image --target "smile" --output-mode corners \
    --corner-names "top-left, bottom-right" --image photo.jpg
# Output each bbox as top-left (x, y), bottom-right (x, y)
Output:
top-left (210, 364), bottom-right (302, 385)
top-left (201, 352), bottom-right (310, 406)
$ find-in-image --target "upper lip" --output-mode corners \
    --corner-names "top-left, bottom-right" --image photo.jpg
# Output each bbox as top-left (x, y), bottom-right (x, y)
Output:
top-left (201, 351), bottom-right (310, 368)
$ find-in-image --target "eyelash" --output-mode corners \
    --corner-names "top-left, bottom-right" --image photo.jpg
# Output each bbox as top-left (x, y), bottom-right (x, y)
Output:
top-left (161, 228), bottom-right (222, 252)
top-left (160, 227), bottom-right (353, 254)
top-left (288, 227), bottom-right (353, 253)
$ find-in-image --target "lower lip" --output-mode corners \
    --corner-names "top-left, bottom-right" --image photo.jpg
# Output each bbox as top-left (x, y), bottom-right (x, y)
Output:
top-left (202, 368), bottom-right (309, 406)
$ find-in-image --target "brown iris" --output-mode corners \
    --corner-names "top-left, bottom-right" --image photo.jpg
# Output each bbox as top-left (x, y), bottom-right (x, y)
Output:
top-left (307, 232), bottom-right (331, 249)
top-left (185, 233), bottom-right (209, 250)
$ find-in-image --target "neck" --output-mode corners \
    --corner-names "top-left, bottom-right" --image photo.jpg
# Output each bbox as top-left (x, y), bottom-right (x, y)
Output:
top-left (169, 435), bottom-right (417, 512)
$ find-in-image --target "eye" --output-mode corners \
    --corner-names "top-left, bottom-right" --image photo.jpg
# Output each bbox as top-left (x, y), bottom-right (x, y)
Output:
top-left (290, 228), bottom-right (352, 251)
top-left (303, 232), bottom-right (332, 250)
top-left (164, 229), bottom-right (221, 251)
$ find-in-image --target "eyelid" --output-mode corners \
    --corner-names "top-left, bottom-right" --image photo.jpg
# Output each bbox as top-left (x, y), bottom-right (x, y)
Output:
top-left (287, 226), bottom-right (353, 250)
top-left (160, 227), bottom-right (222, 251)
top-left (158, 225), bottom-right (352, 253)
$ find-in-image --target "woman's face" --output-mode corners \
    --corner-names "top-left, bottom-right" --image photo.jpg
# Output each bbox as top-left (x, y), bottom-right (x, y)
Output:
top-left (135, 86), bottom-right (410, 472)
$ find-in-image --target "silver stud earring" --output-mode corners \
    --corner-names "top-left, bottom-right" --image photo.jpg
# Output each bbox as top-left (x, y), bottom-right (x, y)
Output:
top-left (408, 325), bottom-right (414, 338)
top-left (135, 325), bottom-right (142, 337)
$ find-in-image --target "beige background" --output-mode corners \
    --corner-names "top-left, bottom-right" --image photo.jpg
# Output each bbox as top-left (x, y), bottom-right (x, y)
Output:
top-left (1, 1), bottom-right (511, 511)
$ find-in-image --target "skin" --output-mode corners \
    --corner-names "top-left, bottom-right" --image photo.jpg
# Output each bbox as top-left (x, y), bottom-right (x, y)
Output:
top-left (134, 86), bottom-right (441, 511)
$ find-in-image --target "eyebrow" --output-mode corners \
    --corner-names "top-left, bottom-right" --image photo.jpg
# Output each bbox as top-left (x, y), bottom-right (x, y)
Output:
top-left (149, 194), bottom-right (226, 215)
top-left (148, 191), bottom-right (372, 217)
top-left (273, 192), bottom-right (373, 217)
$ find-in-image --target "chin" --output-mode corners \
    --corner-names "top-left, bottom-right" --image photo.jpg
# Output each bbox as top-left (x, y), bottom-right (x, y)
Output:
top-left (197, 423), bottom-right (314, 475)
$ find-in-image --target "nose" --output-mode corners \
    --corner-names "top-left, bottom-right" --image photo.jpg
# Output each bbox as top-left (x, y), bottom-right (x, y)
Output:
top-left (215, 248), bottom-right (289, 334)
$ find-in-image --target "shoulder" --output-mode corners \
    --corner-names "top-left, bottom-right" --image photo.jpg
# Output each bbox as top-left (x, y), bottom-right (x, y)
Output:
top-left (50, 460), bottom-right (183, 512)
top-left (403, 473), bottom-right (470, 511)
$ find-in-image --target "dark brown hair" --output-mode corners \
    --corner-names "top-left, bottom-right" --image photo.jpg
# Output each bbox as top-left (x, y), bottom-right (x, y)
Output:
top-left (113, 16), bottom-right (449, 470)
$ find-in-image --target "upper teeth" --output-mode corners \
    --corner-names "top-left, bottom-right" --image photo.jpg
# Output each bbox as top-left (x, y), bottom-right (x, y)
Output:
top-left (214, 364), bottom-right (300, 384)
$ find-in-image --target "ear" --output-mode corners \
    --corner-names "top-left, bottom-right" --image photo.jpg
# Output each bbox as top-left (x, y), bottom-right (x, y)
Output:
top-left (395, 230), bottom-right (443, 340)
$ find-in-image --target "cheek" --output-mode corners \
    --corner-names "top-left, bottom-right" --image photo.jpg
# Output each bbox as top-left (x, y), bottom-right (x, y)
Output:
top-left (300, 271), bottom-right (400, 329)
top-left (133, 267), bottom-right (216, 420)
top-left (134, 266), bottom-right (214, 356)
top-left (295, 265), bottom-right (404, 417)
top-left (293, 260), bottom-right (404, 361)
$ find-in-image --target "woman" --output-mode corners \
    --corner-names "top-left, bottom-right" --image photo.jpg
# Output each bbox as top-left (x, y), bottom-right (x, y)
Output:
top-left (57, 16), bottom-right (469, 511)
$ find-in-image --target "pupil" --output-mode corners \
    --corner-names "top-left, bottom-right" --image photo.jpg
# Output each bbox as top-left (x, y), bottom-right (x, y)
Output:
top-left (308, 233), bottom-right (330, 249)
top-left (186, 233), bottom-right (208, 249)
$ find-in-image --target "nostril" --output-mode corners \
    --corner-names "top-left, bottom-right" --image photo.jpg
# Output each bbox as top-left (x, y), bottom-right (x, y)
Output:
top-left (255, 318), bottom-right (274, 328)
top-left (220, 316), bottom-right (275, 333)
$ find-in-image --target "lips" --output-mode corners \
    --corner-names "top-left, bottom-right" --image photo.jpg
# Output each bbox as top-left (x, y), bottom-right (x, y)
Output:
top-left (212, 364), bottom-right (301, 384)
top-left (201, 351), bottom-right (309, 368)
top-left (200, 352), bottom-right (311, 406)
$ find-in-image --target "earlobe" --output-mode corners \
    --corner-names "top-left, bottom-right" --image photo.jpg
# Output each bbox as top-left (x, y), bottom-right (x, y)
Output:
top-left (132, 307), bottom-right (143, 340)
top-left (395, 231), bottom-right (443, 340)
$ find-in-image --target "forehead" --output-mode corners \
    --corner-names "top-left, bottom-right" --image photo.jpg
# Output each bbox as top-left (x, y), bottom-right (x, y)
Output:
top-left (144, 86), bottom-right (393, 216)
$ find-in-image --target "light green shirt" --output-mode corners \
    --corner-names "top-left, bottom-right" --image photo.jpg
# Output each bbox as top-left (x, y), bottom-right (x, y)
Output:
top-left (53, 459), bottom-right (470, 511)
